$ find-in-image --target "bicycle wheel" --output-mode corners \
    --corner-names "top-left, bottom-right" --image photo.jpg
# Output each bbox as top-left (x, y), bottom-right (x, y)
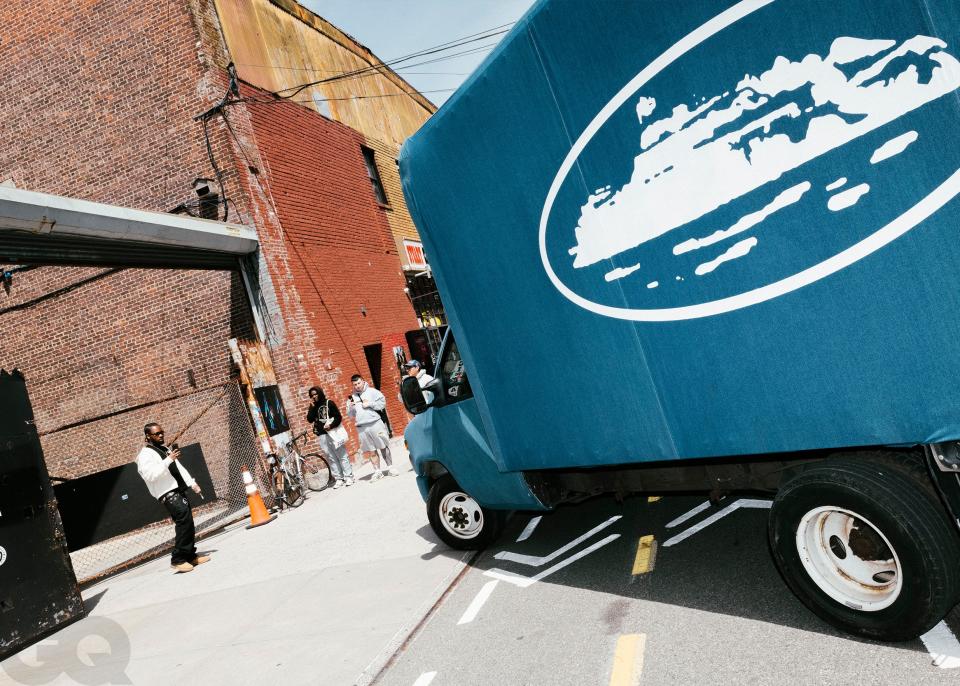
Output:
top-left (280, 469), bottom-right (305, 507)
top-left (301, 453), bottom-right (332, 492)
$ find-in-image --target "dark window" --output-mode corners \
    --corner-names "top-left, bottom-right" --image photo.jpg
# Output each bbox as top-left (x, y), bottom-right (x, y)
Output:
top-left (361, 146), bottom-right (389, 205)
top-left (439, 336), bottom-right (473, 403)
top-left (253, 385), bottom-right (290, 435)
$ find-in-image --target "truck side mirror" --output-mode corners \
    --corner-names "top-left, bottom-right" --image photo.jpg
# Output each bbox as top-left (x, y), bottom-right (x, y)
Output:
top-left (401, 376), bottom-right (428, 414)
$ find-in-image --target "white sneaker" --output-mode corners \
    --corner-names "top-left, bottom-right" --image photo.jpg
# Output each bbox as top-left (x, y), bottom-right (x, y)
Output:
top-left (370, 471), bottom-right (384, 482)
top-left (344, 477), bottom-right (355, 486)
top-left (333, 480), bottom-right (344, 490)
top-left (388, 468), bottom-right (400, 476)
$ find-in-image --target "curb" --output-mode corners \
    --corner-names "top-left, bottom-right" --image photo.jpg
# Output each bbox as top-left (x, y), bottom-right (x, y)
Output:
top-left (354, 548), bottom-right (479, 686)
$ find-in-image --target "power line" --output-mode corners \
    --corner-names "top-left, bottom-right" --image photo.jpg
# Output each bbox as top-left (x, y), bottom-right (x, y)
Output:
top-left (233, 42), bottom-right (498, 107)
top-left (238, 88), bottom-right (456, 107)
top-left (270, 27), bottom-right (510, 99)
top-left (231, 20), bottom-right (514, 76)
top-left (234, 64), bottom-right (470, 76)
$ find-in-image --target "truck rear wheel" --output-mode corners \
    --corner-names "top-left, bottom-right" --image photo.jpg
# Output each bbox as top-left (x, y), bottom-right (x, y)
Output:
top-left (427, 475), bottom-right (503, 550)
top-left (769, 457), bottom-right (960, 641)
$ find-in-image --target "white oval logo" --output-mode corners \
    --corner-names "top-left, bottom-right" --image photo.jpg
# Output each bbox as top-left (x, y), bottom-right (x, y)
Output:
top-left (0, 546), bottom-right (6, 567)
top-left (539, 0), bottom-right (960, 321)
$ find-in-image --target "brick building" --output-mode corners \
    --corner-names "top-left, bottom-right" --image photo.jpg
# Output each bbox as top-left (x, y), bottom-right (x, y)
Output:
top-left (0, 0), bottom-right (439, 564)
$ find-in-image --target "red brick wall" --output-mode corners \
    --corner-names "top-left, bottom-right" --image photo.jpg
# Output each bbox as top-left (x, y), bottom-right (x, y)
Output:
top-left (0, 0), bottom-right (259, 482)
top-left (239, 84), bottom-right (419, 435)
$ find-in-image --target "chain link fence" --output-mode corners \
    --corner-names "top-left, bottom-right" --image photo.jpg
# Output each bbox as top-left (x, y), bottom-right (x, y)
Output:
top-left (65, 382), bottom-right (275, 585)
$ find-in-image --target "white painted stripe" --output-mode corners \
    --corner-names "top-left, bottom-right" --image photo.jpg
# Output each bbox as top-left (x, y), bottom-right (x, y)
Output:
top-left (920, 621), bottom-right (960, 668)
top-left (516, 516), bottom-right (543, 542)
top-left (495, 515), bottom-right (622, 566)
top-left (457, 580), bottom-right (499, 625)
top-left (485, 534), bottom-right (621, 588)
top-left (663, 499), bottom-right (771, 547)
top-left (665, 500), bottom-right (712, 529)
top-left (412, 671), bottom-right (437, 686)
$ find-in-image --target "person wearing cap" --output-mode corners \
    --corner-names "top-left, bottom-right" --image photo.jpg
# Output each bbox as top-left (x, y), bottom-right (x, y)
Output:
top-left (403, 359), bottom-right (436, 405)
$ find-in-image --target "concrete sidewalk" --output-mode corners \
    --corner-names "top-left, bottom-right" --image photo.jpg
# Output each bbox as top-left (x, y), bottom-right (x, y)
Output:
top-left (1, 442), bottom-right (470, 686)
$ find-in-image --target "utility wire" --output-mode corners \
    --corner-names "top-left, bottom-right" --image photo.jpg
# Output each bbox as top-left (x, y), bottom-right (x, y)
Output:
top-left (234, 64), bottom-right (469, 76)
top-left (269, 28), bottom-right (509, 99)
top-left (238, 88), bottom-right (455, 107)
top-left (233, 43), bottom-right (498, 107)
top-left (231, 16), bottom-right (512, 77)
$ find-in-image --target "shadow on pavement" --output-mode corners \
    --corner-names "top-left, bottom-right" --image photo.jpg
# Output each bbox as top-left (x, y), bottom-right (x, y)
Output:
top-left (83, 589), bottom-right (108, 613)
top-left (457, 493), bottom-right (957, 656)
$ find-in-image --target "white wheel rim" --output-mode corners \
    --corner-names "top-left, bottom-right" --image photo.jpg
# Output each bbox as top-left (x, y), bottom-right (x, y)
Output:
top-left (795, 506), bottom-right (902, 611)
top-left (438, 491), bottom-right (484, 540)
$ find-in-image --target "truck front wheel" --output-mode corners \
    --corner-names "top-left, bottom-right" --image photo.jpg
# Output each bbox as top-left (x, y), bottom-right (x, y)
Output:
top-left (769, 457), bottom-right (960, 641)
top-left (428, 475), bottom-right (503, 550)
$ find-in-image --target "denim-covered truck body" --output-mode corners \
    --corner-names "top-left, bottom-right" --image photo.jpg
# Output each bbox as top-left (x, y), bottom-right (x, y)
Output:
top-left (397, 0), bottom-right (960, 641)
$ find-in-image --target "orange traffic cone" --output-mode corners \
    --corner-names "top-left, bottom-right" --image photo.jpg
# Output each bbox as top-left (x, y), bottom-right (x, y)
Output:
top-left (243, 466), bottom-right (276, 529)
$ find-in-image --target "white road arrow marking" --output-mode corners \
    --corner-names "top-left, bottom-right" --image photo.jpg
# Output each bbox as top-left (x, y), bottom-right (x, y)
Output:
top-left (495, 515), bottom-right (622, 566)
top-left (665, 500), bottom-right (713, 529)
top-left (457, 579), bottom-right (500, 625)
top-left (921, 621), bottom-right (960, 668)
top-left (485, 534), bottom-right (621, 588)
top-left (516, 515), bottom-right (543, 542)
top-left (662, 499), bottom-right (771, 547)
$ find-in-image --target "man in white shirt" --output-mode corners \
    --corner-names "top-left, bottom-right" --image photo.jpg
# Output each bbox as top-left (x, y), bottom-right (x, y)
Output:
top-left (403, 359), bottom-right (436, 404)
top-left (346, 374), bottom-right (397, 480)
top-left (136, 423), bottom-right (209, 573)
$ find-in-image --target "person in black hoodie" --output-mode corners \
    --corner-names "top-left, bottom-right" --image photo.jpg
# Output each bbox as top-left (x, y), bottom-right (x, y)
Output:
top-left (306, 386), bottom-right (354, 488)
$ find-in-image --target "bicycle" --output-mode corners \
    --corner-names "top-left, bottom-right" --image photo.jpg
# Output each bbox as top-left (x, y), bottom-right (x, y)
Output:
top-left (266, 429), bottom-right (333, 508)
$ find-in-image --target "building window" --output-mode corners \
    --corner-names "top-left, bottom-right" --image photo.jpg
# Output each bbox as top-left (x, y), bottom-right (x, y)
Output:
top-left (361, 146), bottom-right (389, 206)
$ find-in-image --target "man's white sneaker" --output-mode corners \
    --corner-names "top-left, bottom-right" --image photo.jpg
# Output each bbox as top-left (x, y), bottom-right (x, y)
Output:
top-left (344, 477), bottom-right (355, 486)
top-left (370, 471), bottom-right (384, 482)
top-left (332, 480), bottom-right (344, 490)
top-left (388, 469), bottom-right (400, 476)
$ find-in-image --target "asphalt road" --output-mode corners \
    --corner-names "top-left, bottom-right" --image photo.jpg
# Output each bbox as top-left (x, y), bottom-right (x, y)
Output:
top-left (375, 494), bottom-right (960, 685)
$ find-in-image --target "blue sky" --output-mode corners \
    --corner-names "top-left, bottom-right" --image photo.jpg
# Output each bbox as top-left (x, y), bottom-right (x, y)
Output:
top-left (301, 1), bottom-right (537, 105)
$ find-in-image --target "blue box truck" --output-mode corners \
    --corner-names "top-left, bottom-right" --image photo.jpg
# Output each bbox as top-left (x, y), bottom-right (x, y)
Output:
top-left (397, 0), bottom-right (960, 641)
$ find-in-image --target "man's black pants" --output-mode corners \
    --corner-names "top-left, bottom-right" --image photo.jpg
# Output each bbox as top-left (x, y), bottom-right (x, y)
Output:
top-left (161, 491), bottom-right (197, 564)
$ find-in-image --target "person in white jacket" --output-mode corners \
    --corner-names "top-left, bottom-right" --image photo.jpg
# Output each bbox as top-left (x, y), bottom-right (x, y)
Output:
top-left (136, 423), bottom-right (209, 573)
top-left (346, 375), bottom-right (397, 480)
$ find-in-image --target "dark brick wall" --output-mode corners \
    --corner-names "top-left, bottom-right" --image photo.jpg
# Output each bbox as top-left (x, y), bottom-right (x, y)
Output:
top-left (0, 265), bottom-right (255, 478)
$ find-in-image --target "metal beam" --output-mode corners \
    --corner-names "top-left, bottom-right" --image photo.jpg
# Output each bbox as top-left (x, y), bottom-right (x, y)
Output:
top-left (0, 186), bottom-right (258, 268)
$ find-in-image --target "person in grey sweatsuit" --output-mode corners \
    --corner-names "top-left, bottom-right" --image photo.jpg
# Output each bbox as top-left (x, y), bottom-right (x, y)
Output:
top-left (346, 374), bottom-right (396, 480)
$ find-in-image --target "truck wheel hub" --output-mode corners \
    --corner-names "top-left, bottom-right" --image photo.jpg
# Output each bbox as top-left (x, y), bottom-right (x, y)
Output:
top-left (439, 491), bottom-right (484, 539)
top-left (796, 506), bottom-right (902, 611)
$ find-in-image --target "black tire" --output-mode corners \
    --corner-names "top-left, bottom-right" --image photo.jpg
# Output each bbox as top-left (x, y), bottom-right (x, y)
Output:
top-left (769, 456), bottom-right (960, 641)
top-left (279, 470), bottom-right (305, 508)
top-left (427, 474), bottom-right (504, 550)
top-left (301, 453), bottom-right (332, 492)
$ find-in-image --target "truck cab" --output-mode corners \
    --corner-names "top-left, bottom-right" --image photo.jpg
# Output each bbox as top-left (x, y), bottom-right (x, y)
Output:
top-left (403, 331), bottom-right (546, 549)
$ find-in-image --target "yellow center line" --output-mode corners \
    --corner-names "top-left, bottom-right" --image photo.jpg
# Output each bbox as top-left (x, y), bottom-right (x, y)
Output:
top-left (631, 535), bottom-right (657, 575)
top-left (609, 633), bottom-right (647, 686)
